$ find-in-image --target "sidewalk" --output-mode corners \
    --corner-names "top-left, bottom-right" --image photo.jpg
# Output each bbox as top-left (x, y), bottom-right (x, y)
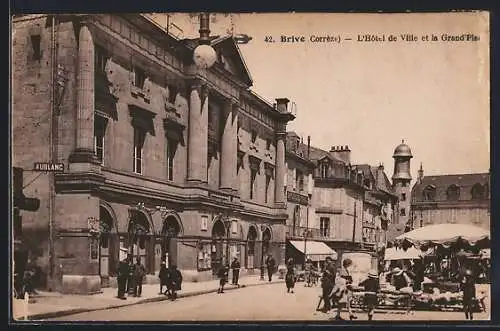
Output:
top-left (11, 275), bottom-right (284, 321)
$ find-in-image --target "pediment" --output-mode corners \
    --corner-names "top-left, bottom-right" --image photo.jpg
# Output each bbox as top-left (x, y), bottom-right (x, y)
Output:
top-left (211, 36), bottom-right (253, 86)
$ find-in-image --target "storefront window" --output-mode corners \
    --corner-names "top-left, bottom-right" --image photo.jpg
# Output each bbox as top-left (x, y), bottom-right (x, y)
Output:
top-left (198, 242), bottom-right (212, 271)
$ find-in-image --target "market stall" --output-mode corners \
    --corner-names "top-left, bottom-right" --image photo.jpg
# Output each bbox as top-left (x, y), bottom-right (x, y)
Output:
top-left (350, 224), bottom-right (489, 312)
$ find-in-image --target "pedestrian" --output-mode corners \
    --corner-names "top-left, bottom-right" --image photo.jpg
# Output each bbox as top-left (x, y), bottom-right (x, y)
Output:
top-left (304, 258), bottom-right (313, 287)
top-left (411, 259), bottom-right (424, 293)
top-left (330, 272), bottom-right (349, 320)
top-left (168, 265), bottom-right (183, 300)
top-left (339, 258), bottom-right (357, 320)
top-left (285, 258), bottom-right (296, 293)
top-left (359, 269), bottom-right (380, 321)
top-left (117, 248), bottom-right (130, 300)
top-left (127, 254), bottom-right (136, 295)
top-left (231, 257), bottom-right (241, 286)
top-left (390, 267), bottom-right (412, 291)
top-left (134, 257), bottom-right (146, 297)
top-left (318, 256), bottom-right (335, 312)
top-left (265, 254), bottom-right (276, 282)
top-left (217, 263), bottom-right (229, 294)
top-left (159, 261), bottom-right (168, 295)
top-left (460, 268), bottom-right (476, 320)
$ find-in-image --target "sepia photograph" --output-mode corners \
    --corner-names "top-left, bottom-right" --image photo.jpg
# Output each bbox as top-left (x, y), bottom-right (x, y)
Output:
top-left (10, 11), bottom-right (491, 323)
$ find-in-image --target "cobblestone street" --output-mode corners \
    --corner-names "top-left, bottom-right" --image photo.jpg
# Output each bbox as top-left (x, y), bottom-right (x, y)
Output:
top-left (48, 282), bottom-right (490, 322)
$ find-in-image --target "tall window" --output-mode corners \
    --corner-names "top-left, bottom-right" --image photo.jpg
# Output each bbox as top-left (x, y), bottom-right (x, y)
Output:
top-left (400, 208), bottom-right (406, 216)
top-left (320, 162), bottom-right (329, 178)
top-left (401, 193), bottom-right (406, 201)
top-left (30, 34), bottom-right (42, 61)
top-left (296, 170), bottom-right (304, 191)
top-left (250, 168), bottom-right (257, 200)
top-left (166, 138), bottom-right (176, 181)
top-left (94, 115), bottom-right (107, 165)
top-left (320, 217), bottom-right (330, 237)
top-left (265, 174), bottom-right (271, 203)
top-left (266, 139), bottom-right (271, 151)
top-left (133, 66), bottom-right (146, 89)
top-left (95, 45), bottom-right (107, 75)
top-left (251, 130), bottom-right (257, 144)
top-left (133, 127), bottom-right (146, 174)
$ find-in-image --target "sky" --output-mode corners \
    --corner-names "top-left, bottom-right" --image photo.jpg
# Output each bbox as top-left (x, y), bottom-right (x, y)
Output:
top-left (150, 12), bottom-right (490, 185)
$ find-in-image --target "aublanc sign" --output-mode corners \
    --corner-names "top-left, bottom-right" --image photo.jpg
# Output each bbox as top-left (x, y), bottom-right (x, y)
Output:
top-left (33, 162), bottom-right (65, 172)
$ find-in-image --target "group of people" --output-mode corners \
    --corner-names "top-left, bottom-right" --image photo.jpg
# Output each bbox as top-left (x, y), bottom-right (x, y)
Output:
top-left (215, 257), bottom-right (241, 294)
top-left (158, 260), bottom-right (183, 300)
top-left (318, 257), bottom-right (364, 321)
top-left (116, 248), bottom-right (183, 301)
top-left (116, 249), bottom-right (148, 300)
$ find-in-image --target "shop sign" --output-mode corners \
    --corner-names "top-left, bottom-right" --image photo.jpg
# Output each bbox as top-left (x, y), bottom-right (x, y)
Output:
top-left (33, 162), bottom-right (65, 172)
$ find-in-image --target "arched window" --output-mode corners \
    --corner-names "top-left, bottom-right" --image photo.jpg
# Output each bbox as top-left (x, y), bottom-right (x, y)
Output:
top-left (471, 183), bottom-right (485, 200)
top-left (422, 185), bottom-right (436, 201)
top-left (446, 184), bottom-right (460, 201)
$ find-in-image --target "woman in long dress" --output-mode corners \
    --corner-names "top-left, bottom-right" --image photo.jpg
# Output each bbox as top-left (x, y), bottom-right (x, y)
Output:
top-left (285, 258), bottom-right (296, 293)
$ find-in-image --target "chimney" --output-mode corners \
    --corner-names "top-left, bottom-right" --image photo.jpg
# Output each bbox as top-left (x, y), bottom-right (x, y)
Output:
top-left (377, 163), bottom-right (386, 189)
top-left (418, 163), bottom-right (424, 184)
top-left (275, 98), bottom-right (290, 114)
top-left (338, 145), bottom-right (351, 164)
top-left (307, 136), bottom-right (311, 159)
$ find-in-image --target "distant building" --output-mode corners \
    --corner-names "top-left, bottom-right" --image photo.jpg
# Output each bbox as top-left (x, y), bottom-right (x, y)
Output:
top-left (284, 136), bottom-right (398, 266)
top-left (410, 167), bottom-right (490, 230)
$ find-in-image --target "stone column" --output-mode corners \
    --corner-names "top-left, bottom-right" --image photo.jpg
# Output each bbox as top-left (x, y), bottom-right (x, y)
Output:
top-left (275, 132), bottom-right (286, 204)
top-left (220, 100), bottom-right (239, 192)
top-left (187, 80), bottom-right (208, 183)
top-left (70, 25), bottom-right (96, 163)
top-left (231, 103), bottom-right (239, 193)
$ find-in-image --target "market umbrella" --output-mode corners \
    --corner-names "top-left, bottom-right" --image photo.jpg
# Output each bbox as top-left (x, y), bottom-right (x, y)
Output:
top-left (384, 246), bottom-right (432, 260)
top-left (395, 223), bottom-right (489, 247)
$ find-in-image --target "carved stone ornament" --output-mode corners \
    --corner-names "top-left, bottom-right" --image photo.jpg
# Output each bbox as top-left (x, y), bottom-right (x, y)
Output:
top-left (88, 217), bottom-right (100, 236)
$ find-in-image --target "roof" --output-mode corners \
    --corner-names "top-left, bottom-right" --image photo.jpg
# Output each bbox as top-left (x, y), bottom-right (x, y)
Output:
top-left (393, 141), bottom-right (413, 158)
top-left (307, 144), bottom-right (345, 164)
top-left (412, 173), bottom-right (490, 202)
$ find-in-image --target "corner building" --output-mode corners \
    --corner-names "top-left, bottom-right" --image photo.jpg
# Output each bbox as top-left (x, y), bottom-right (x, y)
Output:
top-left (12, 14), bottom-right (294, 294)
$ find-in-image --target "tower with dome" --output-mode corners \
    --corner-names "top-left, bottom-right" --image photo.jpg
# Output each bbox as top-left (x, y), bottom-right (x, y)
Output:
top-left (392, 140), bottom-right (413, 230)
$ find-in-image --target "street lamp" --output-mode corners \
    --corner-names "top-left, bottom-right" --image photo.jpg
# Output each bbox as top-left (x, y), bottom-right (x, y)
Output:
top-left (193, 13), bottom-right (217, 70)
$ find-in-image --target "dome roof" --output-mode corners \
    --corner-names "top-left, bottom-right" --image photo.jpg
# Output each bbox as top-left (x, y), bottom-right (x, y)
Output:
top-left (393, 141), bottom-right (413, 158)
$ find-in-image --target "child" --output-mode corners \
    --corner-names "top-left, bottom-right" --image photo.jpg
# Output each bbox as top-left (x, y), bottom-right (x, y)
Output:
top-left (359, 270), bottom-right (380, 321)
top-left (217, 263), bottom-right (229, 294)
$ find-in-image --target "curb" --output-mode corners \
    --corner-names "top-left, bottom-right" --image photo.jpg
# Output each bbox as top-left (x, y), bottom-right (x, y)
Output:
top-left (19, 279), bottom-right (285, 321)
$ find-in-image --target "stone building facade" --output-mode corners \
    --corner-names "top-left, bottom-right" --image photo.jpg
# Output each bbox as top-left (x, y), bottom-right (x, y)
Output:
top-left (305, 144), bottom-right (398, 264)
top-left (12, 14), bottom-right (294, 294)
top-left (410, 168), bottom-right (490, 230)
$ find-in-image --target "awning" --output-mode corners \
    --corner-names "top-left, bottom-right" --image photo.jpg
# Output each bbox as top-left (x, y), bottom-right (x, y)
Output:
top-left (384, 247), bottom-right (431, 260)
top-left (289, 240), bottom-right (337, 261)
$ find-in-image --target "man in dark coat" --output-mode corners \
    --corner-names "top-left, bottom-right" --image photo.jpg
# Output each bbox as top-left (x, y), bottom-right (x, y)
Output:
top-left (127, 256), bottom-right (136, 295)
top-left (117, 249), bottom-right (130, 300)
top-left (133, 257), bottom-right (146, 297)
top-left (460, 268), bottom-right (476, 320)
top-left (265, 254), bottom-right (276, 282)
top-left (318, 257), bottom-right (335, 312)
top-left (231, 257), bottom-right (241, 286)
top-left (167, 265), bottom-right (182, 300)
top-left (359, 270), bottom-right (380, 321)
